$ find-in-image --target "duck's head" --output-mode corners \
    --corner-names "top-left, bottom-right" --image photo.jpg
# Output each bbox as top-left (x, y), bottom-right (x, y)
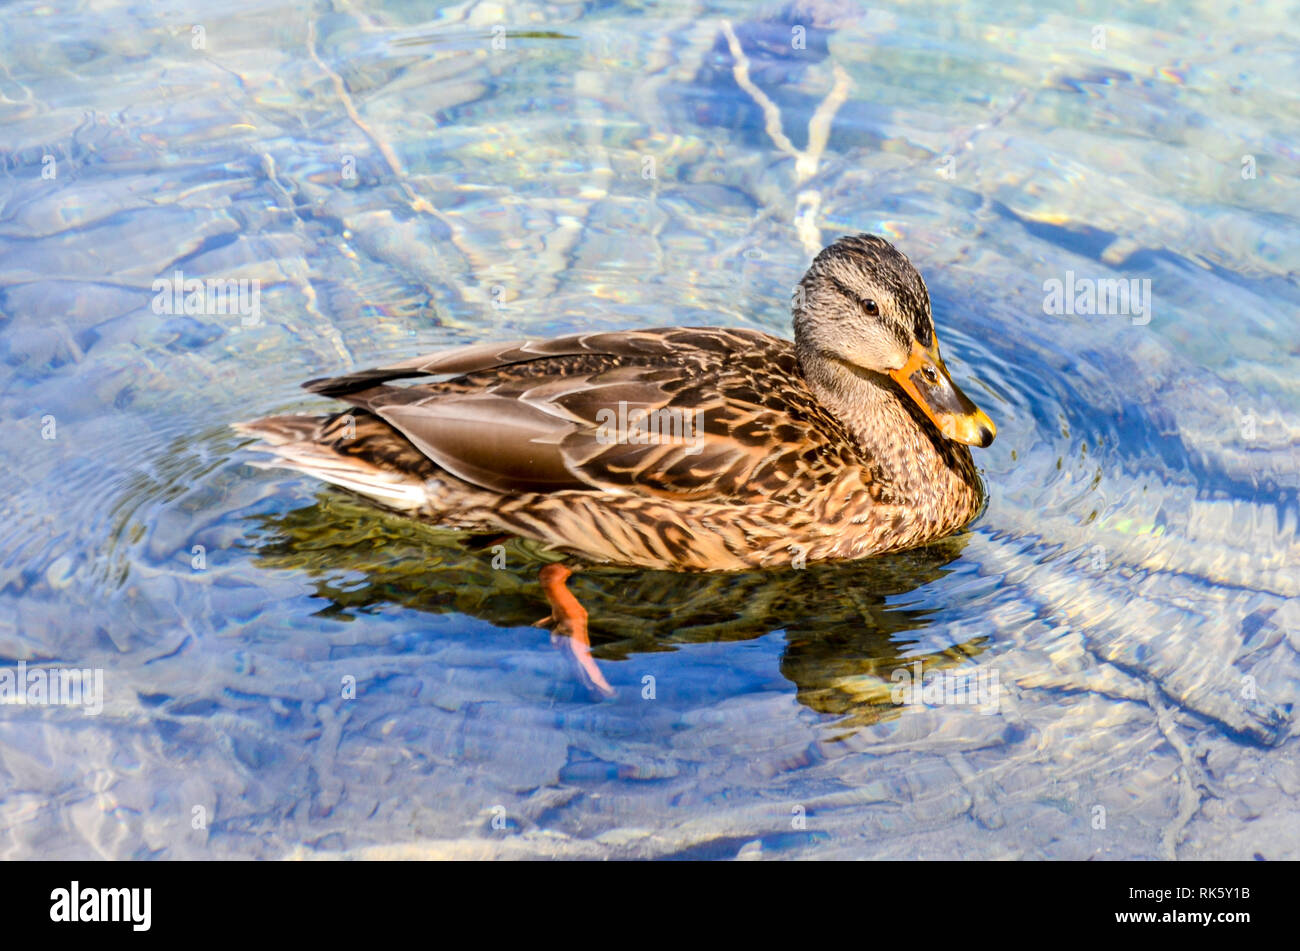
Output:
top-left (792, 233), bottom-right (996, 448)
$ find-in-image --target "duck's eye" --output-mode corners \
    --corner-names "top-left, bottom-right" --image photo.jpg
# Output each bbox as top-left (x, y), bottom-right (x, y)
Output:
top-left (861, 299), bottom-right (879, 316)
top-left (921, 365), bottom-right (939, 384)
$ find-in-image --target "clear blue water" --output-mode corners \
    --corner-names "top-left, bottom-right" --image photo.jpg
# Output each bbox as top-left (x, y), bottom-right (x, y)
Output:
top-left (1, 0), bottom-right (1297, 859)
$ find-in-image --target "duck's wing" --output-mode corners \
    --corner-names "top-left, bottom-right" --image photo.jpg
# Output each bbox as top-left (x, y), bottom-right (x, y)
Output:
top-left (305, 328), bottom-right (873, 504)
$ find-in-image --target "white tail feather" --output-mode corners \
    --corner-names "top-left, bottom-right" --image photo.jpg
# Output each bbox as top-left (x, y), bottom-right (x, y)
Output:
top-left (237, 423), bottom-right (428, 511)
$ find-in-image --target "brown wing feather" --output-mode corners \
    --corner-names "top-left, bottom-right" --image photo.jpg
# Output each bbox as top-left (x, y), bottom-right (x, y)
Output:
top-left (304, 328), bottom-right (878, 504)
top-left (303, 329), bottom-right (751, 398)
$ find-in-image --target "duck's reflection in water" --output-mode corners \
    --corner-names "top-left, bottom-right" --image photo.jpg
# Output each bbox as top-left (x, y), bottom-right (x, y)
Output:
top-left (245, 492), bottom-right (990, 725)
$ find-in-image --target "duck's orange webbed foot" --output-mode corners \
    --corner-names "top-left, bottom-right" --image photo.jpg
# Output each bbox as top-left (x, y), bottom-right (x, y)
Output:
top-left (534, 563), bottom-right (615, 698)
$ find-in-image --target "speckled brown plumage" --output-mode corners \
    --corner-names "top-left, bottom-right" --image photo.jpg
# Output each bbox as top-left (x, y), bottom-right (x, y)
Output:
top-left (235, 235), bottom-right (993, 571)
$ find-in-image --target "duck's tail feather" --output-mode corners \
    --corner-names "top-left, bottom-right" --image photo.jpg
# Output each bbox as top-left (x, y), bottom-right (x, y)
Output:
top-left (231, 414), bottom-right (320, 446)
top-left (232, 414), bottom-right (429, 511)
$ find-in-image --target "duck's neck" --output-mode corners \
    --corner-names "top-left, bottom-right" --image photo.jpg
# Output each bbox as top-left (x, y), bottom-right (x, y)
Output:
top-left (800, 354), bottom-right (982, 524)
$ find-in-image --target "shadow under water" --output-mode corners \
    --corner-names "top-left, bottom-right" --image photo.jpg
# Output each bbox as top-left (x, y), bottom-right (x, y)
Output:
top-left (244, 490), bottom-right (991, 725)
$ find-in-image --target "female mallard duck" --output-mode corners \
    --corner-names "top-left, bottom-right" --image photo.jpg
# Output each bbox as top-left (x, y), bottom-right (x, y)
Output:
top-left (237, 234), bottom-right (995, 692)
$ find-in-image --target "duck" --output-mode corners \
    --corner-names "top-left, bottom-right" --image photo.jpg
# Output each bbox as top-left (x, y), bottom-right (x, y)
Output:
top-left (236, 234), bottom-right (996, 694)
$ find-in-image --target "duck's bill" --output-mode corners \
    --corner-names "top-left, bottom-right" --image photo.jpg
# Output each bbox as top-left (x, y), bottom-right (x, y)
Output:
top-left (889, 340), bottom-right (996, 448)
